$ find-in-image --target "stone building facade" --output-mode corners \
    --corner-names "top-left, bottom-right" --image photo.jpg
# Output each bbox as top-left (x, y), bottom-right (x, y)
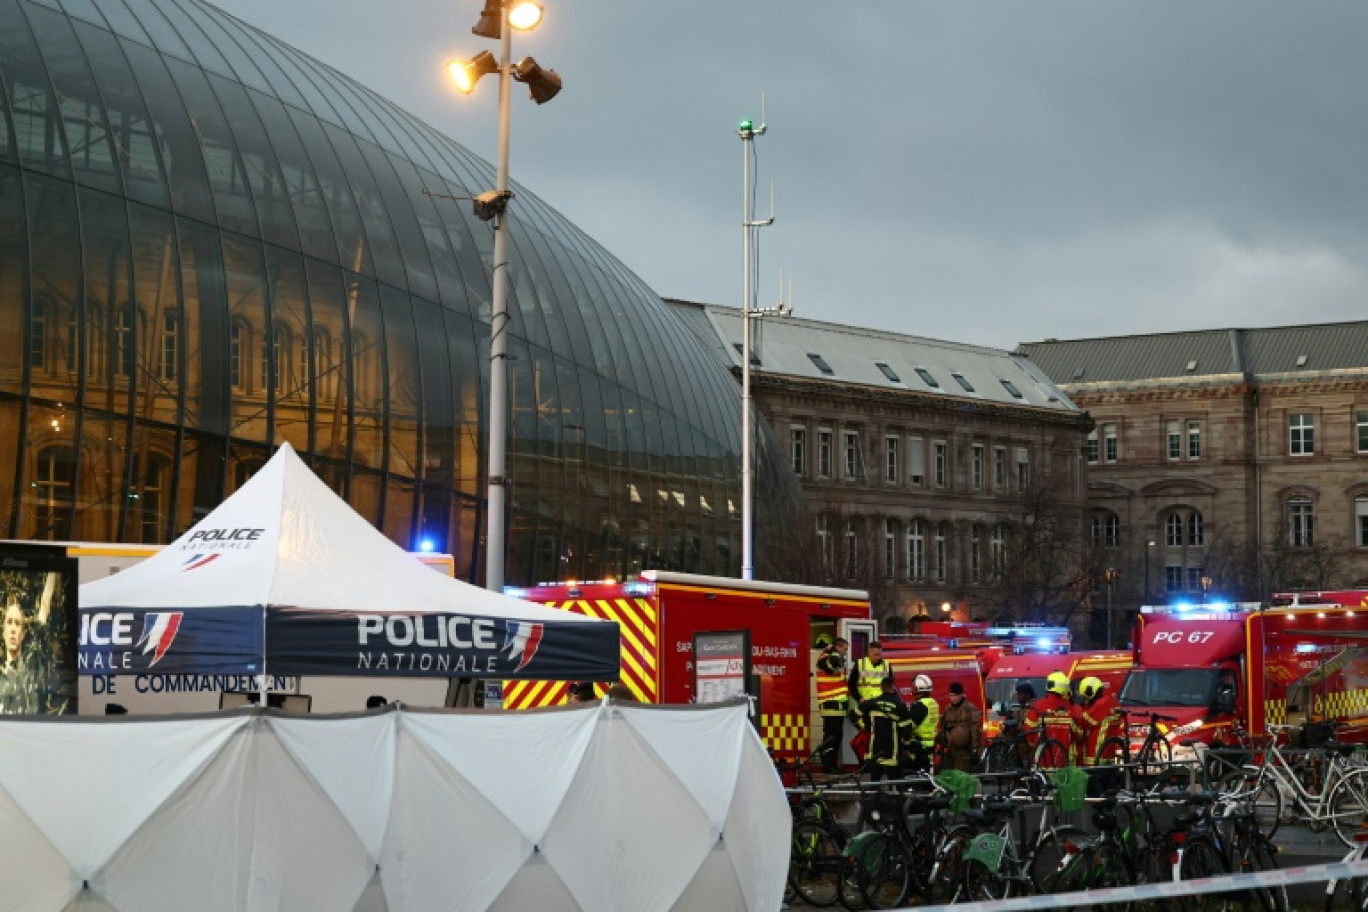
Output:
top-left (670, 301), bottom-right (1094, 622)
top-left (1019, 322), bottom-right (1368, 606)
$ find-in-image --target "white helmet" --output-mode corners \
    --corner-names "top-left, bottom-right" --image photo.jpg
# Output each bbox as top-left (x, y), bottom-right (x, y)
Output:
top-left (914, 674), bottom-right (933, 692)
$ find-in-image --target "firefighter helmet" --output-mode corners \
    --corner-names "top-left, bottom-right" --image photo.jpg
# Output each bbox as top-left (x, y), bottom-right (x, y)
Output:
top-left (1079, 676), bottom-right (1105, 701)
top-left (914, 674), bottom-right (933, 693)
top-left (1046, 671), bottom-right (1070, 696)
top-left (815, 634), bottom-right (831, 649)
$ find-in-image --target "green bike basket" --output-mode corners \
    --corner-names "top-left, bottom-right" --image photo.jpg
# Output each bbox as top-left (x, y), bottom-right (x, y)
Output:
top-left (934, 769), bottom-right (979, 813)
top-left (1050, 766), bottom-right (1088, 813)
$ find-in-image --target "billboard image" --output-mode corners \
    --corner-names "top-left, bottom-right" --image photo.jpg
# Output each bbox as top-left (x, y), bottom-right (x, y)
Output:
top-left (0, 547), bottom-right (78, 715)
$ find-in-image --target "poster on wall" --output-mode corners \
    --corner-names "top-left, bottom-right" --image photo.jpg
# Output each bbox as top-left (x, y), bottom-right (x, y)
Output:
top-left (692, 630), bottom-right (751, 705)
top-left (0, 544), bottom-right (78, 715)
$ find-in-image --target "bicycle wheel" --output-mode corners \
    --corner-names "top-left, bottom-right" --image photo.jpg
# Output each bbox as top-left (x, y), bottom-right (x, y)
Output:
top-left (982, 740), bottom-right (1016, 774)
top-left (1177, 838), bottom-right (1231, 912)
top-left (1242, 840), bottom-right (1289, 912)
top-left (1096, 736), bottom-right (1130, 767)
top-left (789, 822), bottom-right (843, 907)
top-left (1218, 769), bottom-right (1284, 840)
top-left (1137, 733), bottom-right (1172, 776)
top-left (923, 829), bottom-right (971, 904)
top-left (1035, 737), bottom-right (1070, 770)
top-left (1324, 849), bottom-right (1368, 912)
top-left (859, 834), bottom-right (912, 910)
top-left (1331, 771), bottom-right (1368, 847)
top-left (1030, 824), bottom-right (1090, 893)
top-left (962, 857), bottom-right (1013, 901)
top-left (1057, 841), bottom-right (1134, 909)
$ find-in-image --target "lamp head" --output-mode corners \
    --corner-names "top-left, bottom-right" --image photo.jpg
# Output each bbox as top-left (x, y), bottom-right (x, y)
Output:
top-left (513, 56), bottom-right (562, 104)
top-left (472, 0), bottom-right (543, 39)
top-left (471, 0), bottom-right (503, 39)
top-left (448, 50), bottom-right (498, 94)
top-left (507, 1), bottom-right (543, 30)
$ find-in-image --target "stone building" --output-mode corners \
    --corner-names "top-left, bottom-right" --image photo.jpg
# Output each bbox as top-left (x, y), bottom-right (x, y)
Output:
top-left (1019, 321), bottom-right (1368, 606)
top-left (670, 300), bottom-right (1094, 622)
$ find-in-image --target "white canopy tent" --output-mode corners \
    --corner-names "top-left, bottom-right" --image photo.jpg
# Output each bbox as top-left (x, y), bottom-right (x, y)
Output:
top-left (0, 700), bottom-right (788, 911)
top-left (77, 443), bottom-right (619, 684)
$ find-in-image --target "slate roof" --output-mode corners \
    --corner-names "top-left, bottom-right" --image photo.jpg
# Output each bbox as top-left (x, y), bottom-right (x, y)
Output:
top-left (1017, 320), bottom-right (1368, 386)
top-left (666, 299), bottom-right (1081, 413)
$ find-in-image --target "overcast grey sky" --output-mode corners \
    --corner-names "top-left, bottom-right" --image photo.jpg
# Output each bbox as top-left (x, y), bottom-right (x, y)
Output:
top-left (214, 1), bottom-right (1368, 350)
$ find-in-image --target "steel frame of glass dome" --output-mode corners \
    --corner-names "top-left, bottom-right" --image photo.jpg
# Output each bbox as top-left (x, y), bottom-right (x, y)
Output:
top-left (0, 0), bottom-right (800, 583)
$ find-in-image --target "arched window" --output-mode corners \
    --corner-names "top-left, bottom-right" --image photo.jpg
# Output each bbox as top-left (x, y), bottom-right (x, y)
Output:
top-left (1092, 511), bottom-right (1121, 547)
top-left (1160, 507), bottom-right (1206, 592)
top-left (1288, 496), bottom-right (1315, 548)
top-left (815, 514), bottom-right (832, 574)
top-left (263, 322), bottom-right (289, 392)
top-left (906, 519), bottom-right (925, 582)
top-left (133, 453), bottom-right (172, 543)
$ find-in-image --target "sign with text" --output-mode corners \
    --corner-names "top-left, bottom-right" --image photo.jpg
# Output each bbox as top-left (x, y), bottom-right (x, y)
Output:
top-left (692, 630), bottom-right (751, 705)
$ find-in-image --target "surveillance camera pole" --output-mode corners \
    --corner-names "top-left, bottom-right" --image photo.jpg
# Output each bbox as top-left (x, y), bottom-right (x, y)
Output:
top-left (739, 116), bottom-right (772, 581)
top-left (485, 7), bottom-right (514, 592)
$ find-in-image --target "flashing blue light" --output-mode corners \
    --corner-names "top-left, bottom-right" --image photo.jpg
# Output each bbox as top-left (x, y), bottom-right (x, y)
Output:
top-left (1036, 637), bottom-right (1051, 649)
top-left (503, 587), bottom-right (527, 599)
top-left (1172, 601), bottom-right (1196, 612)
top-left (417, 538), bottom-right (436, 552)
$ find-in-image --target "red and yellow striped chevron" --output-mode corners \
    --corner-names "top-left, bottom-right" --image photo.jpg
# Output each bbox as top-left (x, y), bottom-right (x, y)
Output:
top-left (503, 597), bottom-right (659, 708)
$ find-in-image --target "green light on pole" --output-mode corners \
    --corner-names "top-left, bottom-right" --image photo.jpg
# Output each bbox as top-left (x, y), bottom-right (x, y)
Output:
top-left (739, 119), bottom-right (753, 132)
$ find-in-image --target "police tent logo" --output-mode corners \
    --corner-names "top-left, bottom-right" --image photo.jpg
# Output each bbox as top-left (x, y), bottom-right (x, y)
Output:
top-left (136, 613), bottom-right (184, 667)
top-left (503, 621), bottom-right (543, 672)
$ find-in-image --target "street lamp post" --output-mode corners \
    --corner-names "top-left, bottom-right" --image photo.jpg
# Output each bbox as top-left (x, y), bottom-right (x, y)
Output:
top-left (448, 0), bottom-right (561, 592)
top-left (738, 117), bottom-right (775, 581)
top-left (1201, 574), bottom-right (1213, 606)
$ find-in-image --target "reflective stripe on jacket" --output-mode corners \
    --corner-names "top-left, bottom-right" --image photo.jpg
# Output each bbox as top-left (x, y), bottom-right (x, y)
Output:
top-left (916, 696), bottom-right (940, 747)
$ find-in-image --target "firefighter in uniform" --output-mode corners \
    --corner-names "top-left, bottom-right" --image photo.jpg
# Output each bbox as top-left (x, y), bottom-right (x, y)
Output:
top-left (1023, 671), bottom-right (1078, 767)
top-left (1075, 676), bottom-right (1122, 767)
top-left (848, 640), bottom-right (893, 703)
top-left (913, 674), bottom-right (941, 755)
top-left (857, 676), bottom-right (911, 782)
top-left (814, 636), bottom-right (850, 773)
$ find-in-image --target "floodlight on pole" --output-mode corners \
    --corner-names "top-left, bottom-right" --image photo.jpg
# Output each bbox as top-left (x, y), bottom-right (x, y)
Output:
top-left (449, 0), bottom-right (562, 594)
top-left (738, 105), bottom-right (774, 581)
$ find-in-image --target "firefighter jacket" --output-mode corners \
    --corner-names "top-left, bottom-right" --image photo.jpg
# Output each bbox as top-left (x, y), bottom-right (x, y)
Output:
top-left (1024, 692), bottom-right (1078, 755)
top-left (859, 692), bottom-right (911, 768)
top-left (814, 648), bottom-right (849, 717)
top-left (849, 657), bottom-right (893, 703)
top-left (915, 696), bottom-right (941, 748)
top-left (1076, 693), bottom-right (1122, 766)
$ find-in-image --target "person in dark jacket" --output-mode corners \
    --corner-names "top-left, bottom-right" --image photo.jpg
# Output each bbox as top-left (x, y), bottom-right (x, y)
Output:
top-left (858, 676), bottom-right (912, 782)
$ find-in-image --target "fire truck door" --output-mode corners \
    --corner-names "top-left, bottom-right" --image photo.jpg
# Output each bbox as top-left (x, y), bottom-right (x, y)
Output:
top-left (836, 620), bottom-right (878, 766)
top-left (840, 620), bottom-right (879, 661)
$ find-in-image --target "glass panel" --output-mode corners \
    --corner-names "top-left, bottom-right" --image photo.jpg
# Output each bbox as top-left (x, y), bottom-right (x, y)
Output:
top-left (164, 58), bottom-right (257, 238)
top-left (0, 0), bottom-right (71, 178)
top-left (182, 429), bottom-right (225, 529)
top-left (23, 4), bottom-right (122, 194)
top-left (146, 0), bottom-right (233, 77)
top-left (207, 22), bottom-right (307, 110)
top-left (23, 414), bottom-right (78, 539)
top-left (221, 233), bottom-right (269, 444)
top-left (286, 107), bottom-right (371, 275)
top-left (305, 260), bottom-right (353, 471)
top-left (351, 467), bottom-right (382, 527)
top-left (356, 139), bottom-right (435, 301)
top-left (228, 441), bottom-right (269, 494)
top-left (69, 20), bottom-right (169, 209)
top-left (444, 307), bottom-right (481, 501)
top-left (264, 246), bottom-right (310, 452)
top-left (79, 0), bottom-right (149, 43)
top-left (250, 91), bottom-right (336, 263)
top-left (119, 0), bottom-right (192, 61)
top-left (346, 273), bottom-right (385, 471)
top-left (206, 73), bottom-right (300, 251)
top-left (413, 299), bottom-right (453, 554)
top-left (176, 218), bottom-right (226, 438)
top-left (0, 165), bottom-right (27, 383)
top-left (120, 38), bottom-right (214, 222)
top-left (126, 204), bottom-right (181, 432)
top-left (125, 430), bottom-right (178, 543)
top-left (379, 286), bottom-right (419, 481)
top-left (321, 123), bottom-right (405, 290)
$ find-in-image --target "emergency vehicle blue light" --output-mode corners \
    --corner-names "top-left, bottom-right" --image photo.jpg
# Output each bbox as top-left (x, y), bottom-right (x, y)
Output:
top-left (1172, 601), bottom-right (1196, 612)
top-left (417, 538), bottom-right (435, 552)
top-left (504, 587), bottom-right (527, 599)
top-left (1036, 637), bottom-right (1051, 648)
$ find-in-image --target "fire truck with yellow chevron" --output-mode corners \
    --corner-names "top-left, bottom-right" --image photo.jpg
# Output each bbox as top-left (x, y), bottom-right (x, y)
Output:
top-left (506, 571), bottom-right (875, 762)
top-left (1124, 602), bottom-right (1368, 757)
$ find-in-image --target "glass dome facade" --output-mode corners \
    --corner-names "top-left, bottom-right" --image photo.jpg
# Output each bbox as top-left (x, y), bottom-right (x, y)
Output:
top-left (0, 0), bottom-right (793, 582)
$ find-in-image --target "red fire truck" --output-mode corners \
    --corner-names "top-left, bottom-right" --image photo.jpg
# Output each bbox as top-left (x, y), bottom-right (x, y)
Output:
top-left (1122, 605), bottom-right (1368, 757)
top-left (1272, 590), bottom-right (1368, 608)
top-left (981, 650), bottom-right (1133, 737)
top-left (508, 572), bottom-right (875, 762)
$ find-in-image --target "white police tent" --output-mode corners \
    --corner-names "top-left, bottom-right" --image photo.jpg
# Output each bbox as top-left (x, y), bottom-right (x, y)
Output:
top-left (0, 698), bottom-right (788, 911)
top-left (77, 442), bottom-right (619, 685)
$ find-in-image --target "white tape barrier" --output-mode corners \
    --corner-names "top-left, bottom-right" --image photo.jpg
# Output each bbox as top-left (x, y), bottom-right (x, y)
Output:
top-left (886, 855), bottom-right (1368, 912)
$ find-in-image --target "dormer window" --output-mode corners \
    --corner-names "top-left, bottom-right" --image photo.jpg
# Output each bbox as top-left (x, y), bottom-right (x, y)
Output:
top-left (914, 368), bottom-right (939, 388)
top-left (951, 372), bottom-right (975, 392)
top-left (1000, 379), bottom-right (1024, 399)
top-left (875, 361), bottom-right (900, 383)
top-left (808, 353), bottom-right (834, 375)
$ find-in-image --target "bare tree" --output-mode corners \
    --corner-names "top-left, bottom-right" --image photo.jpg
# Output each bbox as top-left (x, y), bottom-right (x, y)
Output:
top-left (764, 494), bottom-right (898, 621)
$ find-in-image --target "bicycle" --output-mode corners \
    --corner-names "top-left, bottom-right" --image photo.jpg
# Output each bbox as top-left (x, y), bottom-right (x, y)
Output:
top-left (1218, 723), bottom-right (1368, 845)
top-left (1102, 710), bottom-right (1176, 777)
top-left (982, 717), bottom-right (1033, 773)
top-left (1324, 820), bottom-right (1368, 912)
